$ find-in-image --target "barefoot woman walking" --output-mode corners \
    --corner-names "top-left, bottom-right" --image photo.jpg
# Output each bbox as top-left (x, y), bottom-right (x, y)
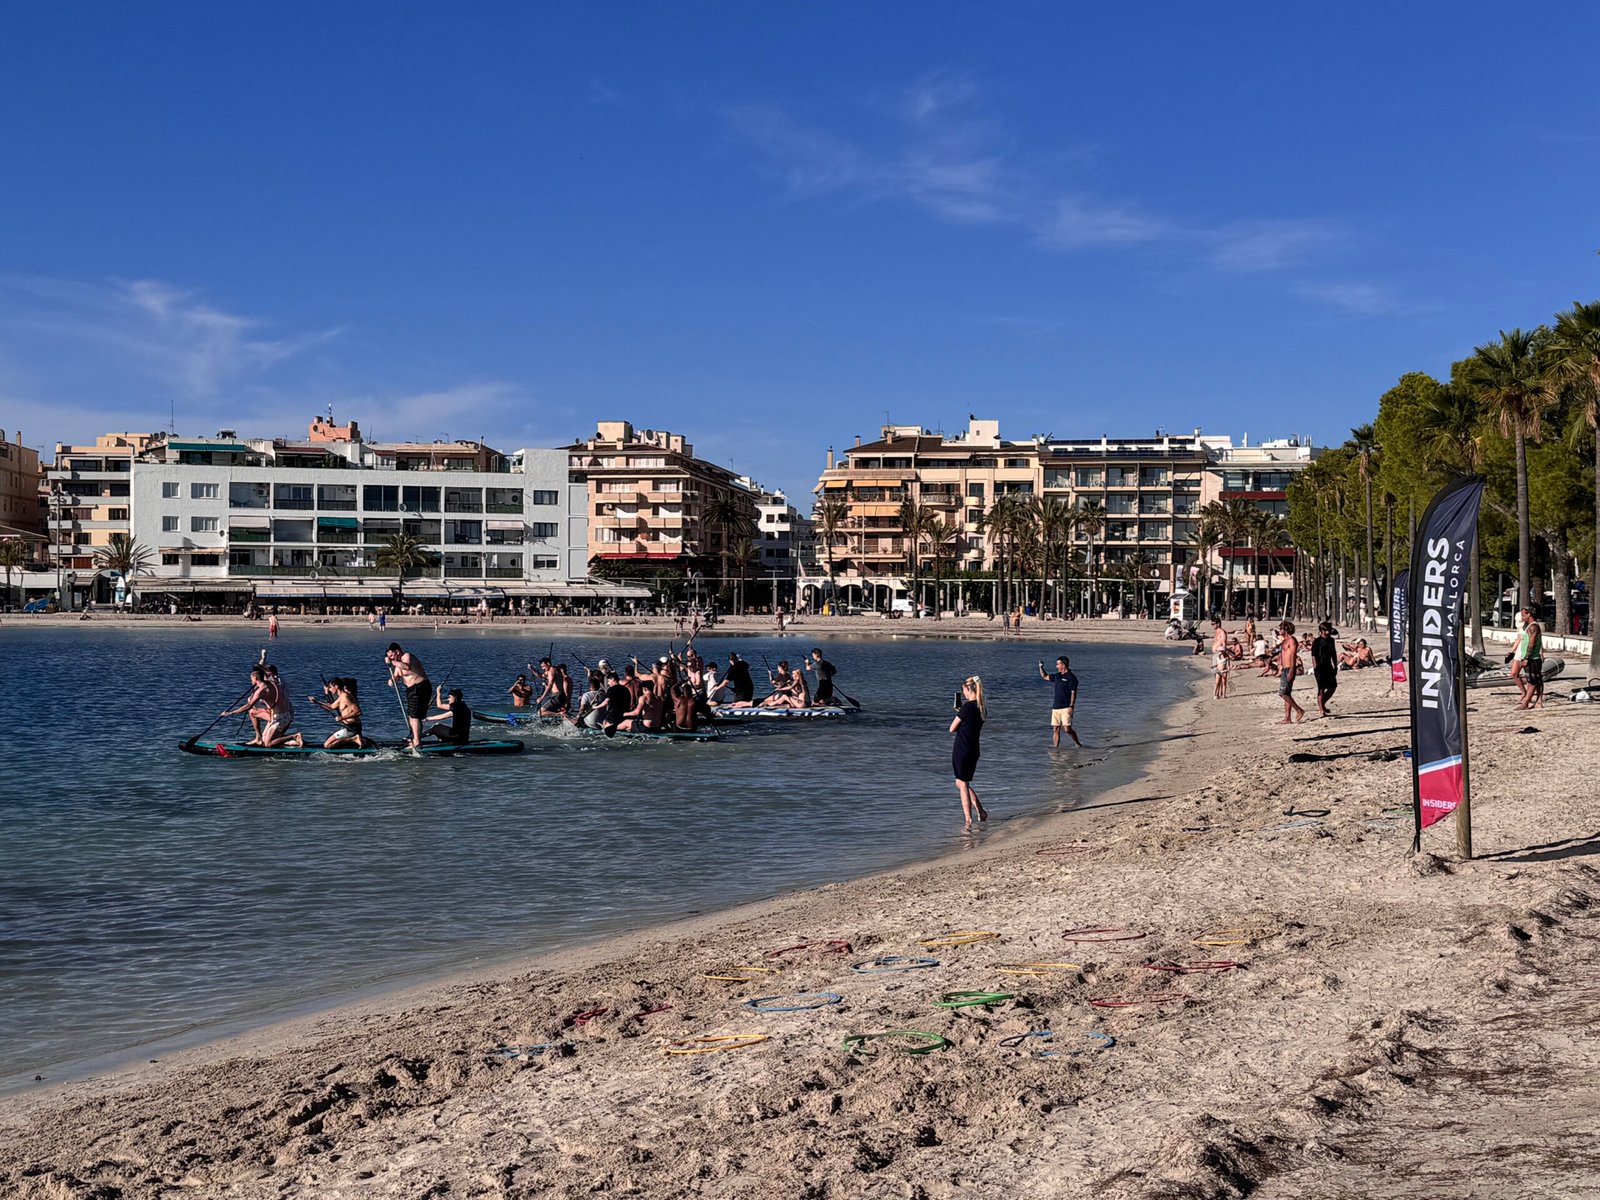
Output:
top-left (950, 675), bottom-right (989, 830)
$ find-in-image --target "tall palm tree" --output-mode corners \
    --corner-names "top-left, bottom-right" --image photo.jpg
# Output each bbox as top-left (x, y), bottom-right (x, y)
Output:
top-left (0, 537), bottom-right (28, 608)
top-left (704, 493), bottom-right (757, 605)
top-left (93, 533), bottom-right (154, 604)
top-left (1075, 499), bottom-right (1106, 615)
top-left (1251, 511), bottom-right (1289, 618)
top-left (1034, 496), bottom-right (1076, 616)
top-left (813, 495), bottom-right (849, 610)
top-left (1187, 521), bottom-right (1221, 618)
top-left (897, 497), bottom-right (935, 612)
top-left (730, 536), bottom-right (759, 614)
top-left (1547, 300), bottom-right (1600, 678)
top-left (374, 532), bottom-right (438, 612)
top-left (1467, 328), bottom-right (1546, 612)
top-left (1424, 384), bottom-right (1487, 653)
top-left (1350, 422), bottom-right (1379, 629)
top-left (1199, 498), bottom-right (1254, 620)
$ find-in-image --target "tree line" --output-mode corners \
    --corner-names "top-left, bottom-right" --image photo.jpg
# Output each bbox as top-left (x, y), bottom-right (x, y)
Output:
top-left (1286, 299), bottom-right (1600, 674)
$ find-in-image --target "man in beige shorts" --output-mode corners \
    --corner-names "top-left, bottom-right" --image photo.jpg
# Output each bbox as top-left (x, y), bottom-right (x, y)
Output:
top-left (1038, 656), bottom-right (1082, 747)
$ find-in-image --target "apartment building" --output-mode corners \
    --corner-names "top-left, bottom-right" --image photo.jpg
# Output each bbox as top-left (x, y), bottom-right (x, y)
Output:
top-left (0, 428), bottom-right (44, 546)
top-left (810, 418), bottom-right (1253, 612)
top-left (47, 432), bottom-right (160, 572)
top-left (567, 421), bottom-right (758, 587)
top-left (125, 424), bottom-right (590, 606)
top-left (1194, 437), bottom-right (1318, 615)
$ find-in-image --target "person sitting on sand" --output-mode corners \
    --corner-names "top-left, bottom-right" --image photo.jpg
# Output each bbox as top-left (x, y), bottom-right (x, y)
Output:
top-left (1253, 633), bottom-right (1272, 674)
top-left (422, 686), bottom-right (471, 744)
top-left (1338, 639), bottom-right (1376, 669)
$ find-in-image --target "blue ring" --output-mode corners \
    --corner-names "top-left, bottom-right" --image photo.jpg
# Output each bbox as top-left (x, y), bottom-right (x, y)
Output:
top-left (999, 1029), bottom-right (1054, 1048)
top-left (743, 991), bottom-right (844, 1012)
top-left (850, 955), bottom-right (940, 974)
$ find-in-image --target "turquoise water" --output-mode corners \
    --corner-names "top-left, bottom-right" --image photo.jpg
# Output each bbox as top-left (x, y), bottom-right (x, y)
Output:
top-left (0, 624), bottom-right (1182, 1086)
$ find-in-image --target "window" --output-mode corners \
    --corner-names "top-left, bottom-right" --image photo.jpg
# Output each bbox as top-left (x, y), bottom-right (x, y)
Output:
top-left (191, 553), bottom-right (221, 566)
top-left (1074, 468), bottom-right (1103, 488)
top-left (966, 483), bottom-right (986, 499)
top-left (530, 522), bottom-right (559, 538)
top-left (402, 486), bottom-right (440, 512)
top-left (1005, 458), bottom-right (1031, 468)
top-left (191, 482), bottom-right (219, 500)
top-left (190, 516), bottom-right (219, 532)
top-left (1138, 467), bottom-right (1168, 487)
top-left (108, 508), bottom-right (129, 521)
top-left (161, 554), bottom-right (180, 566)
top-left (162, 516), bottom-right (179, 532)
top-left (530, 490), bottom-right (559, 506)
top-left (531, 555), bottom-right (558, 569)
top-left (162, 482), bottom-right (179, 499)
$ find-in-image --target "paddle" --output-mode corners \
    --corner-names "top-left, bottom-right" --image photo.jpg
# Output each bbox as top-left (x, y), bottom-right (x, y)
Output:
top-left (185, 683), bottom-right (257, 752)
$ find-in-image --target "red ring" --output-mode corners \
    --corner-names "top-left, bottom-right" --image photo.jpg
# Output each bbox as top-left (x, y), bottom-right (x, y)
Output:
top-left (1088, 992), bottom-right (1187, 1008)
top-left (567, 1006), bottom-right (609, 1026)
top-left (1063, 927), bottom-right (1148, 943)
top-left (636, 1004), bottom-right (673, 1018)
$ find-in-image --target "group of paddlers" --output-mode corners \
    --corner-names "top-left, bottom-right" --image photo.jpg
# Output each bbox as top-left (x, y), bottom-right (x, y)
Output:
top-left (508, 645), bottom-right (845, 735)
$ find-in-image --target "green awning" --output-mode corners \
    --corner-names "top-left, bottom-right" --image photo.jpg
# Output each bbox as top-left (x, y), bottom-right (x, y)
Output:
top-left (169, 441), bottom-right (248, 453)
top-left (317, 516), bottom-right (359, 528)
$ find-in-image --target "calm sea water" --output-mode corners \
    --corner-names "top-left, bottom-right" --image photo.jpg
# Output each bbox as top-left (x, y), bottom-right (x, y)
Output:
top-left (0, 623), bottom-right (1183, 1087)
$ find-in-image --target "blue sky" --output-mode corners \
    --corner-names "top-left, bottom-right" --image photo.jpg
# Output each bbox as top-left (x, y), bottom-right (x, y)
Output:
top-left (2, 2), bottom-right (1598, 503)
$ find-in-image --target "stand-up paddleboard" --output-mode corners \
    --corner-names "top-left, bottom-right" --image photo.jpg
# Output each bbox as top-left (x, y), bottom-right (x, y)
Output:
top-left (710, 705), bottom-right (854, 721)
top-left (179, 738), bottom-right (525, 759)
top-left (472, 709), bottom-right (720, 741)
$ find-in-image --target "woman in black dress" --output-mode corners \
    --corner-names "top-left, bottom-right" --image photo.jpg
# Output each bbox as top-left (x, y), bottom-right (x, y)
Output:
top-left (949, 675), bottom-right (989, 829)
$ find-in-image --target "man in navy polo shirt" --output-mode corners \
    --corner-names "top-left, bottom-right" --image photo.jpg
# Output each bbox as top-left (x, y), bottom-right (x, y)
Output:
top-left (1038, 655), bottom-right (1082, 747)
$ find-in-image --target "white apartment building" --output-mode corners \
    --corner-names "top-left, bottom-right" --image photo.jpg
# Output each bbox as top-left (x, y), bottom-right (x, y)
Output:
top-left (109, 424), bottom-right (618, 608)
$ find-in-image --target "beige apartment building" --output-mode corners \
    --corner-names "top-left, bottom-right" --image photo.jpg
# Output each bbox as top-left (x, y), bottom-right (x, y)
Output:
top-left (810, 418), bottom-right (1237, 613)
top-left (47, 432), bottom-right (161, 572)
top-left (567, 421), bottom-right (758, 588)
top-left (0, 428), bottom-right (44, 546)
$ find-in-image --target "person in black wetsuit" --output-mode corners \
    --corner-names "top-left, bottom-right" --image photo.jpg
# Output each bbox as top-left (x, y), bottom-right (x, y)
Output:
top-left (422, 686), bottom-right (472, 744)
top-left (949, 674), bottom-right (989, 830)
top-left (1310, 622), bottom-right (1339, 718)
top-left (805, 647), bottom-right (838, 705)
top-left (725, 653), bottom-right (755, 706)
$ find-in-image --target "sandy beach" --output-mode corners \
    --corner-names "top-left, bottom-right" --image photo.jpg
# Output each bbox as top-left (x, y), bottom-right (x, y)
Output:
top-left (5, 636), bottom-right (1599, 1199)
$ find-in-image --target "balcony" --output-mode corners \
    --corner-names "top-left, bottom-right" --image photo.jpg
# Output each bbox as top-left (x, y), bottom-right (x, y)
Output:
top-left (485, 566), bottom-right (521, 579)
top-left (274, 499), bottom-right (314, 511)
top-left (443, 566), bottom-right (485, 579)
top-left (229, 530), bottom-right (271, 543)
top-left (486, 501), bottom-right (523, 514)
top-left (486, 533), bottom-right (524, 546)
top-left (444, 500), bottom-right (484, 514)
top-left (229, 498), bottom-right (271, 509)
top-left (318, 499), bottom-right (358, 511)
top-left (317, 530), bottom-right (359, 545)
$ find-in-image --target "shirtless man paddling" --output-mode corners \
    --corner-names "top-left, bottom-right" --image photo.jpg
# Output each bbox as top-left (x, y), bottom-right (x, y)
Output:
top-left (385, 642), bottom-right (431, 748)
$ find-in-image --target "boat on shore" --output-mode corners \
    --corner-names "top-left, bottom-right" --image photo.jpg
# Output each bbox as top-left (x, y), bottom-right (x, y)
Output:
top-left (1464, 653), bottom-right (1566, 689)
top-left (178, 738), bottom-right (526, 758)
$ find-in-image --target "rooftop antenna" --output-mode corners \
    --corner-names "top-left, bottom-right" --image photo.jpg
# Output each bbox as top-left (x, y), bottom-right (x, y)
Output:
top-left (169, 396), bottom-right (176, 436)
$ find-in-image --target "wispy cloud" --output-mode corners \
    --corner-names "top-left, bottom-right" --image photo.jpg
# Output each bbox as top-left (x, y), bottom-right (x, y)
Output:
top-left (589, 78), bottom-right (622, 106)
top-left (1293, 280), bottom-right (1422, 318)
top-left (0, 275), bottom-right (341, 396)
top-left (725, 73), bottom-right (1386, 312)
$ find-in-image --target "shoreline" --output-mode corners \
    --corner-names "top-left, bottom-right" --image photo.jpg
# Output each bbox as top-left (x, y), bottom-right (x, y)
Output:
top-left (9, 654), bottom-right (1598, 1196)
top-left (0, 631), bottom-right (1201, 1100)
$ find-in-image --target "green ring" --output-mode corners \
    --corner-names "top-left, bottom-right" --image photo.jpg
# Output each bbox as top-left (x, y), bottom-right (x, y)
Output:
top-left (934, 990), bottom-right (1016, 1009)
top-left (842, 1030), bottom-right (952, 1056)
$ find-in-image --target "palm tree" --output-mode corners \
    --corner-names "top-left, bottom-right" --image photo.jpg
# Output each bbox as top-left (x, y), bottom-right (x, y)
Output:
top-left (1187, 521), bottom-right (1221, 618)
top-left (924, 515), bottom-right (960, 615)
top-left (1199, 498), bottom-right (1254, 619)
top-left (1251, 511), bottom-right (1289, 618)
top-left (1075, 499), bottom-right (1106, 616)
top-left (1034, 496), bottom-right (1076, 616)
top-left (1547, 301), bottom-right (1600, 678)
top-left (1467, 328), bottom-right (1546, 612)
top-left (1350, 422), bottom-right (1379, 629)
top-left (374, 532), bottom-right (438, 612)
top-left (1121, 548), bottom-right (1151, 617)
top-left (813, 495), bottom-right (849, 609)
top-left (704, 493), bottom-right (757, 605)
top-left (93, 533), bottom-right (154, 604)
top-left (730, 536), bottom-right (759, 614)
top-left (897, 497), bottom-right (935, 612)
top-left (1424, 384), bottom-right (1488, 653)
top-left (0, 537), bottom-right (27, 609)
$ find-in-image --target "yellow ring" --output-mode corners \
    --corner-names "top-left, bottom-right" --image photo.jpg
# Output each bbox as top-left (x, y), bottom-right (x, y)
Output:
top-left (1191, 929), bottom-right (1255, 947)
top-left (918, 931), bottom-right (1001, 948)
top-left (662, 1034), bottom-right (769, 1055)
top-left (994, 961), bottom-right (1081, 976)
top-left (702, 965), bottom-right (779, 982)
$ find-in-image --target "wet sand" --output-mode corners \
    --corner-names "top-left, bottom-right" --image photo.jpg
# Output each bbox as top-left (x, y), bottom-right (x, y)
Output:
top-left (5, 649), bottom-right (1598, 1198)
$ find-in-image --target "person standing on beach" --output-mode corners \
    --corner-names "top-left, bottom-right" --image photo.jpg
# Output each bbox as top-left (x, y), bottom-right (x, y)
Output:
top-left (384, 642), bottom-right (430, 748)
top-left (1515, 608), bottom-right (1544, 710)
top-left (1038, 656), bottom-right (1082, 747)
top-left (1310, 622), bottom-right (1339, 717)
top-left (1276, 621), bottom-right (1305, 724)
top-left (950, 675), bottom-right (988, 830)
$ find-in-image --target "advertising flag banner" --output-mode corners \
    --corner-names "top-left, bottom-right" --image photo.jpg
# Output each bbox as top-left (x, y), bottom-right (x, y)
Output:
top-left (1407, 476), bottom-right (1486, 833)
top-left (1389, 569), bottom-right (1409, 684)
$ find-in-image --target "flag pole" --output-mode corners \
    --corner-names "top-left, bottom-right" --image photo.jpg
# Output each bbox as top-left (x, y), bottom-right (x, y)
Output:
top-left (1456, 611), bottom-right (1473, 860)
